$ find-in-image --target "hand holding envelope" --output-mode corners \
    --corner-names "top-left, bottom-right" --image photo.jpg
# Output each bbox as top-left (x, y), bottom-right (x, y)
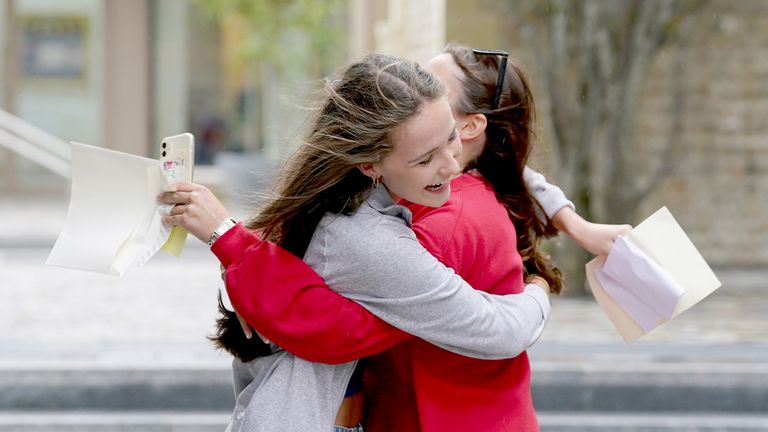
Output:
top-left (585, 207), bottom-right (721, 342)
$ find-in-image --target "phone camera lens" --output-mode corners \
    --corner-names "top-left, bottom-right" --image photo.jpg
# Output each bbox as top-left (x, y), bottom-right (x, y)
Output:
top-left (162, 142), bottom-right (167, 148)
top-left (162, 151), bottom-right (167, 157)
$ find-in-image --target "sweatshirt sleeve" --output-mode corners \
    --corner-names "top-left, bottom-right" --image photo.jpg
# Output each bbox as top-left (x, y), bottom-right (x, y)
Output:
top-left (524, 166), bottom-right (574, 222)
top-left (211, 224), bottom-right (411, 365)
top-left (324, 220), bottom-right (551, 360)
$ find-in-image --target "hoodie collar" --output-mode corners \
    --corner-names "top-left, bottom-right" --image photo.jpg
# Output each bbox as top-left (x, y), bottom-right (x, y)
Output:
top-left (365, 184), bottom-right (413, 227)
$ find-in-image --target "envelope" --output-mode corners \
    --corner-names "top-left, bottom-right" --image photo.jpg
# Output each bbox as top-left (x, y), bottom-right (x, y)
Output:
top-left (46, 142), bottom-right (182, 275)
top-left (585, 207), bottom-right (721, 342)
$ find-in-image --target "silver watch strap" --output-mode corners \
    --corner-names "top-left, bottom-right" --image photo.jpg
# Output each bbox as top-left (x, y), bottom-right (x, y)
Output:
top-left (207, 217), bottom-right (238, 246)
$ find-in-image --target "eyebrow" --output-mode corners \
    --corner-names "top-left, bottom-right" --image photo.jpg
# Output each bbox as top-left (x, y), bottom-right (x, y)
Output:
top-left (407, 122), bottom-right (457, 164)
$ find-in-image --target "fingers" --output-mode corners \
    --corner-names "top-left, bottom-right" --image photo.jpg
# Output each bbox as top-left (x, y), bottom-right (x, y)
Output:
top-left (162, 205), bottom-right (191, 225)
top-left (162, 214), bottom-right (185, 226)
top-left (607, 224), bottom-right (633, 242)
top-left (168, 181), bottom-right (197, 192)
top-left (595, 224), bottom-right (634, 256)
top-left (158, 182), bottom-right (211, 204)
top-left (169, 204), bottom-right (188, 216)
top-left (158, 191), bottom-right (192, 205)
top-left (235, 311), bottom-right (253, 340)
top-left (255, 331), bottom-right (271, 345)
top-left (156, 182), bottom-right (230, 242)
top-left (234, 311), bottom-right (271, 344)
top-left (618, 224), bottom-right (633, 236)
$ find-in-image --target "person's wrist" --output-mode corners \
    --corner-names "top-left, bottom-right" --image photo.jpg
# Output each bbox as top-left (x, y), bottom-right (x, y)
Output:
top-left (527, 275), bottom-right (551, 294)
top-left (208, 217), bottom-right (238, 246)
top-left (552, 206), bottom-right (579, 234)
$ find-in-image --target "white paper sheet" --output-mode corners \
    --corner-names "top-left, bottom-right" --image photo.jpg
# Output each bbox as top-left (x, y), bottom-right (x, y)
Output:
top-left (585, 207), bottom-right (721, 342)
top-left (46, 142), bottom-right (173, 275)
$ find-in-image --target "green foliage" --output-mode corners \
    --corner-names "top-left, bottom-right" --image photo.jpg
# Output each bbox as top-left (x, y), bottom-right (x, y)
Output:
top-left (195, 0), bottom-right (345, 75)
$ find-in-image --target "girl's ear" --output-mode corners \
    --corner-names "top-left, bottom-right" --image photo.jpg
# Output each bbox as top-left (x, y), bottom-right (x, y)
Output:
top-left (358, 163), bottom-right (382, 180)
top-left (458, 113), bottom-right (488, 141)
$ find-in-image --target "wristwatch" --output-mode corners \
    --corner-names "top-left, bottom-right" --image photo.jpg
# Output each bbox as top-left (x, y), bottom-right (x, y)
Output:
top-left (207, 217), bottom-right (238, 246)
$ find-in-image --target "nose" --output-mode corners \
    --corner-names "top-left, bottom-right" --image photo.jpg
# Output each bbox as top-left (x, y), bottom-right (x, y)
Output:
top-left (438, 146), bottom-right (462, 177)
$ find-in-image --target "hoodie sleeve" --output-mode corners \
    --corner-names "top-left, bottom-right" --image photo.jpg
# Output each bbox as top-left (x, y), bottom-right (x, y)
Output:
top-left (524, 166), bottom-right (574, 222)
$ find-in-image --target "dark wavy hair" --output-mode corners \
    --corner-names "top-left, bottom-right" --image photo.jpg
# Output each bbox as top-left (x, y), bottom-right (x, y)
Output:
top-left (444, 43), bottom-right (564, 294)
top-left (210, 53), bottom-right (446, 361)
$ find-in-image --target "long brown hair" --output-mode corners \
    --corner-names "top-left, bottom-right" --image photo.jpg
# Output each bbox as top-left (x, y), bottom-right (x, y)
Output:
top-left (212, 54), bottom-right (446, 361)
top-left (247, 54), bottom-right (445, 257)
top-left (444, 43), bottom-right (564, 294)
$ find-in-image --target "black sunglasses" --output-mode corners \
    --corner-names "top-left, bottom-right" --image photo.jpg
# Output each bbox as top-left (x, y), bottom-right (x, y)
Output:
top-left (472, 49), bottom-right (509, 110)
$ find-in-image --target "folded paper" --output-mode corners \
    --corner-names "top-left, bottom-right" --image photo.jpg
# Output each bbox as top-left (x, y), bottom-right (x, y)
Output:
top-left (595, 235), bottom-right (685, 331)
top-left (47, 142), bottom-right (181, 275)
top-left (586, 207), bottom-right (721, 342)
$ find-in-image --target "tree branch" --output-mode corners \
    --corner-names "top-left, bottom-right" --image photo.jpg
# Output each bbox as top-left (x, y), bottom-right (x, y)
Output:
top-left (635, 23), bottom-right (689, 203)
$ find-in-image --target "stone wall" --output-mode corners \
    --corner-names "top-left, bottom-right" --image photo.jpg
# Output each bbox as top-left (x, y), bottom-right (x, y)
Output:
top-left (447, 0), bottom-right (768, 268)
top-left (636, 0), bottom-right (768, 267)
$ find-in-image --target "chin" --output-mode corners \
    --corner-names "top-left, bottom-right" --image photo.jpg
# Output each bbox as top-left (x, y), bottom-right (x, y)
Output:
top-left (422, 188), bottom-right (451, 208)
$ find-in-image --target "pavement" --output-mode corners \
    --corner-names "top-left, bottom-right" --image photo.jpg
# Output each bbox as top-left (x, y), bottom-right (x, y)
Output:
top-left (1, 193), bottom-right (766, 365)
top-left (1, 193), bottom-right (767, 431)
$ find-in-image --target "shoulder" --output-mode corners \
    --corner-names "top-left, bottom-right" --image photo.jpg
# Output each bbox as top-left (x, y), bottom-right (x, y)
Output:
top-left (412, 174), bottom-right (503, 246)
top-left (327, 202), bottom-right (414, 242)
top-left (306, 202), bottom-right (416, 267)
top-left (309, 204), bottom-right (458, 297)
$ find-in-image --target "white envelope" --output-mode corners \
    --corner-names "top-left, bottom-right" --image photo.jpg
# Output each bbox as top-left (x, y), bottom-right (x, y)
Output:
top-left (46, 142), bottom-right (174, 275)
top-left (585, 207), bottom-right (721, 342)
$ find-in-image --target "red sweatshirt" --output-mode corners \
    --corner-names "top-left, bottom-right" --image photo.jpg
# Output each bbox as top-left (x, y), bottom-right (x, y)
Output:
top-left (212, 173), bottom-right (538, 431)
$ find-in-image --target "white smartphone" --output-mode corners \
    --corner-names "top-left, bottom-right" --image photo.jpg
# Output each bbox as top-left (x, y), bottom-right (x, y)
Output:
top-left (160, 133), bottom-right (195, 184)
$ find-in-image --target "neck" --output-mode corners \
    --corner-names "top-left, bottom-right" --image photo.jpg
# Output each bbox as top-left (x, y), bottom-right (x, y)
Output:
top-left (384, 185), bottom-right (399, 202)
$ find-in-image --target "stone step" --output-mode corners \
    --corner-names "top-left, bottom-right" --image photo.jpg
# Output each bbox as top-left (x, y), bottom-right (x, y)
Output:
top-left (531, 361), bottom-right (768, 412)
top-left (0, 411), bottom-right (228, 432)
top-left (538, 412), bottom-right (768, 432)
top-left (1, 362), bottom-right (767, 413)
top-left (0, 411), bottom-right (766, 432)
top-left (0, 368), bottom-right (234, 412)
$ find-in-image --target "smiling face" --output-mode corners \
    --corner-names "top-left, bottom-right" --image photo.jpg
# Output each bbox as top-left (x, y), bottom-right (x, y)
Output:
top-left (366, 96), bottom-right (462, 208)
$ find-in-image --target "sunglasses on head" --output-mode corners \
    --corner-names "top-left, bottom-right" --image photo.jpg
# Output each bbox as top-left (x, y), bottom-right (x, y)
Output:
top-left (472, 49), bottom-right (509, 110)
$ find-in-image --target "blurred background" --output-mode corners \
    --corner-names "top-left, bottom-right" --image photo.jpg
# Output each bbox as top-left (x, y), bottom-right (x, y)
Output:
top-left (0, 0), bottom-right (766, 431)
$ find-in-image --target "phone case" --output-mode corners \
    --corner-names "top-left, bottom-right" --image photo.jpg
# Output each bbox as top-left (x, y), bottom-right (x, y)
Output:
top-left (159, 133), bottom-right (195, 256)
top-left (160, 133), bottom-right (195, 183)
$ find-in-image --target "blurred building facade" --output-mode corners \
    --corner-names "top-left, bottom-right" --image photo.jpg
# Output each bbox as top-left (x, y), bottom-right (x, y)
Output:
top-left (0, 0), bottom-right (445, 192)
top-left (1, 0), bottom-right (766, 269)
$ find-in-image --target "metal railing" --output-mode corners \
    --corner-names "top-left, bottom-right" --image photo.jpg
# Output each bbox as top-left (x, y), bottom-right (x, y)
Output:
top-left (0, 109), bottom-right (71, 178)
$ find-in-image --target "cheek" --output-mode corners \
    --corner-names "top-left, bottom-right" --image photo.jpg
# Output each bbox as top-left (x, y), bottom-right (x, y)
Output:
top-left (394, 172), bottom-right (417, 191)
top-left (405, 169), bottom-right (430, 187)
top-left (388, 171), bottom-right (425, 197)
